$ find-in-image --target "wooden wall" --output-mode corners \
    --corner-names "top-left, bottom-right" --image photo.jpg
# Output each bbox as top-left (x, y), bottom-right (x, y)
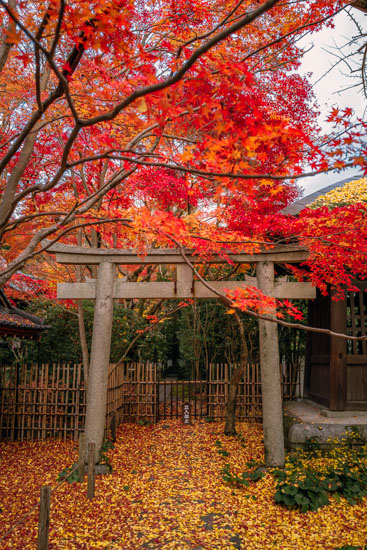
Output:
top-left (305, 283), bottom-right (367, 411)
top-left (345, 285), bottom-right (367, 409)
top-left (305, 291), bottom-right (331, 407)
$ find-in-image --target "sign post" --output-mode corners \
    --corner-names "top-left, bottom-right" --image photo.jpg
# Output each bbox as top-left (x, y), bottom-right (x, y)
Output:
top-left (182, 402), bottom-right (191, 425)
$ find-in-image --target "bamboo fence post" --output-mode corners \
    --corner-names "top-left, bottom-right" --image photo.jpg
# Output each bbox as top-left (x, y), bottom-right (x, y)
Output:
top-left (175, 378), bottom-right (178, 418)
top-left (0, 365), bottom-right (6, 438)
top-left (42, 364), bottom-right (48, 441)
top-left (252, 363), bottom-right (256, 418)
top-left (21, 365), bottom-right (26, 440)
top-left (30, 364), bottom-right (35, 440)
top-left (155, 363), bottom-right (159, 424)
top-left (110, 410), bottom-right (117, 441)
top-left (137, 362), bottom-right (141, 422)
top-left (206, 365), bottom-right (210, 419)
top-left (87, 441), bottom-right (96, 499)
top-left (216, 363), bottom-right (219, 420)
top-left (65, 363), bottom-right (70, 440)
top-left (53, 364), bottom-right (59, 437)
top-left (37, 485), bottom-right (51, 550)
top-left (10, 364), bottom-right (17, 441)
top-left (61, 364), bottom-right (66, 440)
top-left (75, 363), bottom-right (82, 439)
top-left (71, 364), bottom-right (77, 440)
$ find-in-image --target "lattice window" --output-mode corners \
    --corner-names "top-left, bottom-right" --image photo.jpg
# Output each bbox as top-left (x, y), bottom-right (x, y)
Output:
top-left (346, 291), bottom-right (367, 355)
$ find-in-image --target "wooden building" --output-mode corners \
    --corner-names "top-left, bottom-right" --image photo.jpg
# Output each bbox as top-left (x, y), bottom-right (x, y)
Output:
top-left (304, 285), bottom-right (367, 411)
top-left (285, 178), bottom-right (367, 411)
top-left (0, 290), bottom-right (47, 341)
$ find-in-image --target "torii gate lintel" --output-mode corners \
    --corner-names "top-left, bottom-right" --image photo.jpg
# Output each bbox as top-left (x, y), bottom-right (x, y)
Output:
top-left (49, 244), bottom-right (316, 301)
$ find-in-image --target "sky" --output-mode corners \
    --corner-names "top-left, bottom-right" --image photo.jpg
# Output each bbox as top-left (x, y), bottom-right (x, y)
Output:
top-left (296, 7), bottom-right (366, 197)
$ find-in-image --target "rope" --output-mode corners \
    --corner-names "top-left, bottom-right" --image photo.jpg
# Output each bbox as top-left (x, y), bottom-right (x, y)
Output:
top-left (0, 454), bottom-right (88, 543)
top-left (0, 501), bottom-right (41, 544)
top-left (50, 454), bottom-right (88, 495)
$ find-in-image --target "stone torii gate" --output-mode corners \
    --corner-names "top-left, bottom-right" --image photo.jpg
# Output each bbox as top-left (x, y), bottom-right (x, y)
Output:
top-left (49, 243), bottom-right (315, 466)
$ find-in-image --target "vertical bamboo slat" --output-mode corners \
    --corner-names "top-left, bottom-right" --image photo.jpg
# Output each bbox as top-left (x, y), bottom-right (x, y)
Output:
top-left (75, 363), bottom-right (82, 439)
top-left (64, 364), bottom-right (70, 440)
top-left (42, 364), bottom-right (47, 441)
top-left (72, 364), bottom-right (78, 440)
top-left (21, 365), bottom-right (26, 440)
top-left (10, 365), bottom-right (17, 441)
top-left (0, 366), bottom-right (6, 438)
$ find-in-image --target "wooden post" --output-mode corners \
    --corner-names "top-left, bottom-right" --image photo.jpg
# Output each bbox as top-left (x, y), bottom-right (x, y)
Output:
top-left (155, 364), bottom-right (159, 424)
top-left (37, 485), bottom-right (51, 550)
top-left (87, 441), bottom-right (96, 499)
top-left (85, 262), bottom-right (114, 462)
top-left (110, 410), bottom-right (117, 442)
top-left (330, 293), bottom-right (347, 410)
top-left (257, 261), bottom-right (285, 468)
top-left (78, 433), bottom-right (86, 482)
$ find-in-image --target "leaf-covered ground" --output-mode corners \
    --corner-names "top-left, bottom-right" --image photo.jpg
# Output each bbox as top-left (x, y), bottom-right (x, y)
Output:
top-left (0, 420), bottom-right (367, 549)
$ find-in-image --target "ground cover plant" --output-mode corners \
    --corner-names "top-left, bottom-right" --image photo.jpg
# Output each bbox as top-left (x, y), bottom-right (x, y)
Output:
top-left (0, 421), bottom-right (367, 549)
top-left (272, 443), bottom-right (367, 513)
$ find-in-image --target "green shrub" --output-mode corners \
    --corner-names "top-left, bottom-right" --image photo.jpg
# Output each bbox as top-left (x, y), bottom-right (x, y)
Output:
top-left (274, 468), bottom-right (329, 512)
top-left (303, 436), bottom-right (322, 455)
top-left (273, 453), bottom-right (367, 512)
top-left (57, 466), bottom-right (80, 484)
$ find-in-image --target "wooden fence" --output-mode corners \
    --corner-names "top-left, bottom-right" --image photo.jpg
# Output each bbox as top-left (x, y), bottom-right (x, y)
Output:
top-left (0, 363), bottom-right (85, 441)
top-left (149, 362), bottom-right (299, 423)
top-left (106, 362), bottom-right (158, 426)
top-left (0, 362), bottom-right (300, 441)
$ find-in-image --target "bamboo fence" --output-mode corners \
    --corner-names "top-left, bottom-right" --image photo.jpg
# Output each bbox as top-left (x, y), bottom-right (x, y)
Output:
top-left (0, 363), bottom-right (85, 441)
top-left (0, 362), bottom-right (300, 441)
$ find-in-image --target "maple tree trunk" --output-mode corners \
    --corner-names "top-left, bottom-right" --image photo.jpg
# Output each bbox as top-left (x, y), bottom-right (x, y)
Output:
top-left (257, 261), bottom-right (285, 468)
top-left (0, 0), bottom-right (16, 73)
top-left (84, 262), bottom-right (114, 463)
top-left (224, 311), bottom-right (248, 436)
top-left (0, 65), bottom-right (50, 232)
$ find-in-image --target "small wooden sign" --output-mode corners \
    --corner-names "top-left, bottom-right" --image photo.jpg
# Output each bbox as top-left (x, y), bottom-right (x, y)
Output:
top-left (182, 402), bottom-right (191, 425)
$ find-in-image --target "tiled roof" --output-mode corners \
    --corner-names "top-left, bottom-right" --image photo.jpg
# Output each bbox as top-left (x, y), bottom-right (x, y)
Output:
top-left (0, 289), bottom-right (47, 338)
top-left (0, 309), bottom-right (45, 331)
top-left (282, 177), bottom-right (359, 215)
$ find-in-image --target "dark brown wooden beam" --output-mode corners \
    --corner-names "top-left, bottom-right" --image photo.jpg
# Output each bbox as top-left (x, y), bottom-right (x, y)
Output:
top-left (329, 294), bottom-right (347, 410)
top-left (0, 326), bottom-right (43, 340)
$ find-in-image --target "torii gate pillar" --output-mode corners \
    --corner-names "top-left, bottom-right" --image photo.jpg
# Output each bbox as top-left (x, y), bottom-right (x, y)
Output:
top-left (85, 262), bottom-right (114, 461)
top-left (257, 261), bottom-right (284, 467)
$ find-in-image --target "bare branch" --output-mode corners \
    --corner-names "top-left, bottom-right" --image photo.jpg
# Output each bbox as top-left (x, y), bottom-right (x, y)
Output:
top-left (0, 0), bottom-right (16, 73)
top-left (79, 0), bottom-right (282, 127)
